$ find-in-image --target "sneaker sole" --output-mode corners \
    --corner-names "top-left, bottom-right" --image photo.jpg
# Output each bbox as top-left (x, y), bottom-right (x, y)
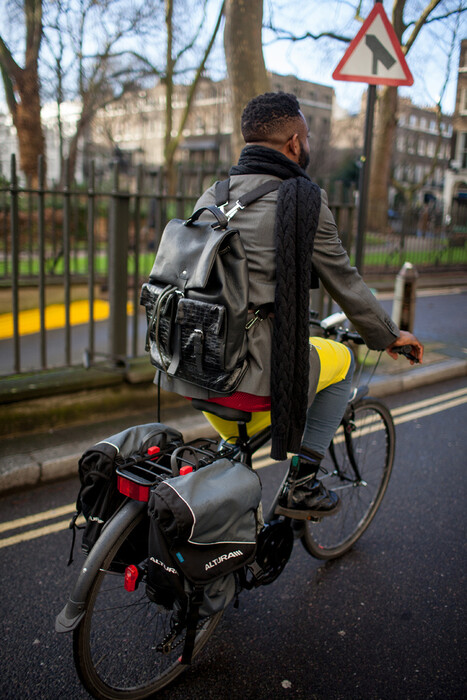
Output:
top-left (274, 500), bottom-right (342, 521)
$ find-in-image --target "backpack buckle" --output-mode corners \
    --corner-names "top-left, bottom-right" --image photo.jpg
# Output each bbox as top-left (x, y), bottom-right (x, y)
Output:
top-left (225, 200), bottom-right (245, 221)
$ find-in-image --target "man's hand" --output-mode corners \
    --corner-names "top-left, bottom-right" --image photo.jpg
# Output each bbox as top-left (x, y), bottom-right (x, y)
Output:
top-left (386, 330), bottom-right (424, 365)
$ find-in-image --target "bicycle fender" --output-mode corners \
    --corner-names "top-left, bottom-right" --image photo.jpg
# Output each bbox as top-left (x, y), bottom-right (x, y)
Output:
top-left (55, 499), bottom-right (146, 633)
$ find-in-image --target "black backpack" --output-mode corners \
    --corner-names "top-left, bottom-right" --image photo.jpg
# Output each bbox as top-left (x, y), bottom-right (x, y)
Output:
top-left (72, 424), bottom-right (183, 557)
top-left (146, 456), bottom-right (262, 663)
top-left (140, 179), bottom-right (280, 395)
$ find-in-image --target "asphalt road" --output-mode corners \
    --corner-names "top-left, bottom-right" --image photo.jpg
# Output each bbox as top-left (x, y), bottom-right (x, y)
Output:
top-left (0, 377), bottom-right (466, 700)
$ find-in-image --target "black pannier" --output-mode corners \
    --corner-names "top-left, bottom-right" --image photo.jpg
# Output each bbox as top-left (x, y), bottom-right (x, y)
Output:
top-left (75, 423), bottom-right (183, 555)
top-left (146, 456), bottom-right (262, 662)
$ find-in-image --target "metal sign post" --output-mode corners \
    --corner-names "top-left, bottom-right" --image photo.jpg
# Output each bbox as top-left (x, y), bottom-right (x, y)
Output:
top-left (355, 84), bottom-right (377, 274)
top-left (332, 0), bottom-right (413, 275)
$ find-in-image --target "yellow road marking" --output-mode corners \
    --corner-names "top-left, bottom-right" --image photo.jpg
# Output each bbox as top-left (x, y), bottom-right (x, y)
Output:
top-left (0, 515), bottom-right (85, 549)
top-left (0, 503), bottom-right (76, 534)
top-left (0, 300), bottom-right (134, 339)
top-left (391, 386), bottom-right (467, 417)
top-left (1, 387), bottom-right (465, 549)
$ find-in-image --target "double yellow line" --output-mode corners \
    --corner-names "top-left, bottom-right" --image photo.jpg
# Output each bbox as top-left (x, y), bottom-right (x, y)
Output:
top-left (1, 387), bottom-right (466, 550)
top-left (0, 504), bottom-right (84, 549)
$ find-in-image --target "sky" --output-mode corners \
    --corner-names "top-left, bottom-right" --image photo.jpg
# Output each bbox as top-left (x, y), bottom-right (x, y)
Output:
top-left (260, 0), bottom-right (467, 116)
top-left (1, 0), bottom-right (466, 117)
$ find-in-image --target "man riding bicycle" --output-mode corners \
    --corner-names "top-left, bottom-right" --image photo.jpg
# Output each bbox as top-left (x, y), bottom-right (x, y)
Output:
top-left (158, 92), bottom-right (424, 520)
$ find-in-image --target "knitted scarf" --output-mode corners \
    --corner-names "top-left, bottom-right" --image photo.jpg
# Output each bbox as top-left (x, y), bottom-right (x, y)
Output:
top-left (231, 146), bottom-right (321, 460)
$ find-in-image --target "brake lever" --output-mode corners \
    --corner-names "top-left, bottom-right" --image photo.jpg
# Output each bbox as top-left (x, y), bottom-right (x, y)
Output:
top-left (395, 345), bottom-right (419, 363)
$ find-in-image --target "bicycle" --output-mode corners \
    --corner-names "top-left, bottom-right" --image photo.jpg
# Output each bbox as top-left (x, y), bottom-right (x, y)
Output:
top-left (56, 313), bottom-right (406, 700)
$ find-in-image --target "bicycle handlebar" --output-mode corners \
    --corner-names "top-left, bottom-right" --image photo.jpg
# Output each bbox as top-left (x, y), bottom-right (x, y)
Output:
top-left (311, 311), bottom-right (419, 363)
top-left (393, 344), bottom-right (420, 363)
top-left (310, 311), bottom-right (365, 345)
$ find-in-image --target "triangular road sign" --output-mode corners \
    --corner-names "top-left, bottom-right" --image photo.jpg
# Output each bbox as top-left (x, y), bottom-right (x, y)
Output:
top-left (332, 3), bottom-right (413, 86)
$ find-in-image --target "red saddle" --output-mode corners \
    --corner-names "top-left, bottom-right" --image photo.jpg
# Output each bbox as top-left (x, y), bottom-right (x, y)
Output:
top-left (202, 392), bottom-right (271, 412)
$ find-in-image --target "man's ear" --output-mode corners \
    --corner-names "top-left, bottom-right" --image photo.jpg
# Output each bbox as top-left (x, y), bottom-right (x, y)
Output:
top-left (284, 133), bottom-right (300, 163)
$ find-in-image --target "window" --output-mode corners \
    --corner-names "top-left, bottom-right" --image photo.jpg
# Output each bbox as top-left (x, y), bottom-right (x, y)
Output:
top-left (462, 133), bottom-right (467, 169)
top-left (461, 89), bottom-right (467, 114)
top-left (420, 117), bottom-right (427, 130)
top-left (409, 114), bottom-right (417, 128)
top-left (418, 139), bottom-right (426, 156)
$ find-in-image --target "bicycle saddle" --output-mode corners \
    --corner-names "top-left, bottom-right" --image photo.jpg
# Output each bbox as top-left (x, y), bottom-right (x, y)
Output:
top-left (191, 398), bottom-right (252, 423)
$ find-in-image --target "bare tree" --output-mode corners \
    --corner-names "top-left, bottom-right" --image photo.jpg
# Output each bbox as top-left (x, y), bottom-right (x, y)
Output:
top-left (224, 0), bottom-right (271, 161)
top-left (390, 16), bottom-right (461, 205)
top-left (367, 1), bottom-right (464, 231)
top-left (0, 0), bottom-right (45, 185)
top-left (41, 0), bottom-right (165, 183)
top-left (266, 0), bottom-right (466, 232)
top-left (163, 0), bottom-right (226, 193)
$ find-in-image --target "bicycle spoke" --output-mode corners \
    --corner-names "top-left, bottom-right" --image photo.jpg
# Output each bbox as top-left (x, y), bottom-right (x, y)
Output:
top-left (302, 399), bottom-right (395, 559)
top-left (74, 511), bottom-right (223, 699)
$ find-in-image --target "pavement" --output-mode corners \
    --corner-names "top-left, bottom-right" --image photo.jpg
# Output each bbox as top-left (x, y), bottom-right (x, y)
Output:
top-left (1, 274), bottom-right (467, 497)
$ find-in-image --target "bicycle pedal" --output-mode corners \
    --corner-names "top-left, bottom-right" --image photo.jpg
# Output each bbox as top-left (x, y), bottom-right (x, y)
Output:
top-left (274, 502), bottom-right (341, 520)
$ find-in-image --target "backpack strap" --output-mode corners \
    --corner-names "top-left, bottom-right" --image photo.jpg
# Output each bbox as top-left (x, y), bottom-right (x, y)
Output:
top-left (215, 178), bottom-right (281, 220)
top-left (181, 585), bottom-right (204, 665)
top-left (215, 178), bottom-right (230, 208)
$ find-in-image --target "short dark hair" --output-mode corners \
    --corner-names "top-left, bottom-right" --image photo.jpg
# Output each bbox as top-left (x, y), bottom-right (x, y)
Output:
top-left (241, 92), bottom-right (301, 143)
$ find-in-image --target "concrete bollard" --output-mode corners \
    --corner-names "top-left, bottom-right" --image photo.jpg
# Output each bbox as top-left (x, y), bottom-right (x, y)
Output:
top-left (392, 262), bottom-right (418, 332)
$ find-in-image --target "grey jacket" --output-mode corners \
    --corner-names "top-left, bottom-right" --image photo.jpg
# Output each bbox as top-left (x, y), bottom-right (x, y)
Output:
top-left (159, 172), bottom-right (399, 401)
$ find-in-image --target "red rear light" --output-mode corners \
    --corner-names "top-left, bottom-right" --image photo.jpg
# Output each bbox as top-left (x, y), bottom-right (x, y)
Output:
top-left (117, 475), bottom-right (150, 502)
top-left (124, 564), bottom-right (140, 592)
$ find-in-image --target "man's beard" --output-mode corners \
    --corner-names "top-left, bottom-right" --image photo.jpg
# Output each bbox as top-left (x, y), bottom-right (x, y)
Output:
top-left (298, 141), bottom-right (310, 171)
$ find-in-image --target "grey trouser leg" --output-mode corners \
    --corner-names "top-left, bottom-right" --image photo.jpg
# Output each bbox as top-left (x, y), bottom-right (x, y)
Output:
top-left (301, 351), bottom-right (355, 456)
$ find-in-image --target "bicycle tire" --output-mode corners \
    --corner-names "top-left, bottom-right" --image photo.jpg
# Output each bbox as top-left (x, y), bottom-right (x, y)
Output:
top-left (301, 397), bottom-right (395, 560)
top-left (73, 510), bottom-right (223, 700)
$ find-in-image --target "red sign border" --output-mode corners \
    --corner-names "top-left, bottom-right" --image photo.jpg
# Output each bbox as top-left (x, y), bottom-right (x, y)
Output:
top-left (332, 3), bottom-right (414, 86)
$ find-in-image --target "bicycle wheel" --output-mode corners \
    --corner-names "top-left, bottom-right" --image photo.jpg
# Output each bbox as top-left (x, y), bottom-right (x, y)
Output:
top-left (73, 511), bottom-right (223, 700)
top-left (301, 397), bottom-right (395, 560)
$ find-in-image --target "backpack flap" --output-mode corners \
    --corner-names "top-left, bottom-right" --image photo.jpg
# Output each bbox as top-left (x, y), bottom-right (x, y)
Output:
top-left (148, 458), bottom-right (261, 585)
top-left (149, 211), bottom-right (243, 293)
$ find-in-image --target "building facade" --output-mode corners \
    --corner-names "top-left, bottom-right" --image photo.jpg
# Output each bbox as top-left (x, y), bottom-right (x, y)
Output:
top-left (443, 38), bottom-right (467, 228)
top-left (90, 74), bottom-right (334, 173)
top-left (331, 93), bottom-right (453, 211)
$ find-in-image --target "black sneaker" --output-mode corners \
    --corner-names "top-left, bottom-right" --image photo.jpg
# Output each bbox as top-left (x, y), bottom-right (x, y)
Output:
top-left (275, 457), bottom-right (341, 520)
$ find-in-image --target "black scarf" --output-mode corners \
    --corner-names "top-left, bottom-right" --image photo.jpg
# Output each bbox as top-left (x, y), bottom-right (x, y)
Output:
top-left (231, 146), bottom-right (321, 460)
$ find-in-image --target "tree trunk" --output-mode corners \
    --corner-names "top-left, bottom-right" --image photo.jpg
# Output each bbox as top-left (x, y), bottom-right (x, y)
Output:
top-left (0, 0), bottom-right (45, 185)
top-left (224, 0), bottom-right (270, 162)
top-left (13, 68), bottom-right (45, 186)
top-left (367, 85), bottom-right (398, 232)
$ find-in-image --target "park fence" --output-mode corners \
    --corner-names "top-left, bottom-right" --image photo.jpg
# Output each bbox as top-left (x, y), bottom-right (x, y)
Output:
top-left (0, 154), bottom-right (465, 379)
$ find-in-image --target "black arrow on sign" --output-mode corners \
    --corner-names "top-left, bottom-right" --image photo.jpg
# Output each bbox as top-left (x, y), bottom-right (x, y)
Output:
top-left (365, 34), bottom-right (396, 74)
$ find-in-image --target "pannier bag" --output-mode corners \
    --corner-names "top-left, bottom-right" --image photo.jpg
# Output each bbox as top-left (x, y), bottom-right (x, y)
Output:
top-left (140, 179), bottom-right (280, 395)
top-left (74, 423), bottom-right (183, 555)
top-left (146, 456), bottom-right (262, 662)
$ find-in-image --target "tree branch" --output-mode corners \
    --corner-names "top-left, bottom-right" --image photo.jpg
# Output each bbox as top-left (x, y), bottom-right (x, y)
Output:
top-left (0, 62), bottom-right (18, 117)
top-left (404, 6), bottom-right (467, 29)
top-left (0, 35), bottom-right (22, 79)
top-left (403, 0), bottom-right (444, 54)
top-left (166, 0), bottom-right (225, 162)
top-left (263, 25), bottom-right (351, 44)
